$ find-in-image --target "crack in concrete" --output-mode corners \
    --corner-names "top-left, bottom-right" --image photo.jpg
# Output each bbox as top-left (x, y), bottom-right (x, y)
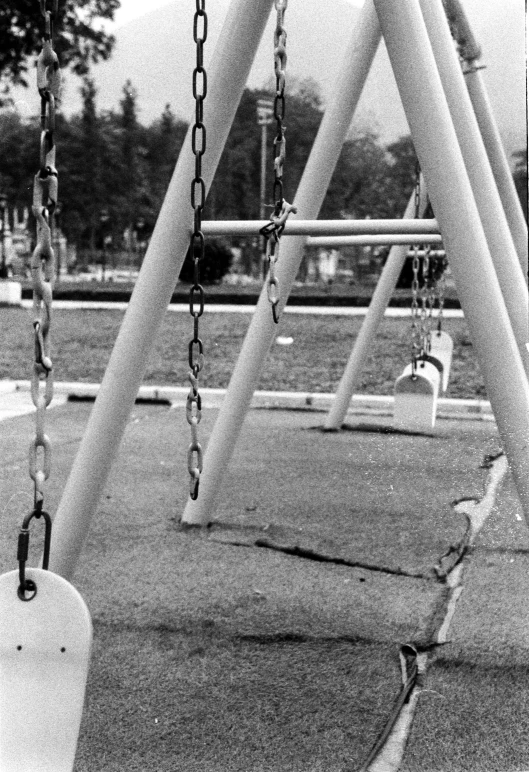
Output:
top-left (360, 452), bottom-right (508, 772)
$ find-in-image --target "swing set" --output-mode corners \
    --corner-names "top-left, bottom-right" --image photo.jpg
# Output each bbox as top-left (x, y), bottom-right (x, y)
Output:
top-left (1, 0), bottom-right (528, 768)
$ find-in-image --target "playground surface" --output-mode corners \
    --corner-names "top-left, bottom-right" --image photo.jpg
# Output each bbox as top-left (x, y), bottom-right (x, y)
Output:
top-left (0, 396), bottom-right (528, 771)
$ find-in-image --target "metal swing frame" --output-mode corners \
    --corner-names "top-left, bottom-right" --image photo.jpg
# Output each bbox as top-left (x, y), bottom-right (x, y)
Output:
top-left (47, 0), bottom-right (529, 580)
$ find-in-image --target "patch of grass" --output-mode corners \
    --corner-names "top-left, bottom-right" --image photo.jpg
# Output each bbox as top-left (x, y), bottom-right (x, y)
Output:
top-left (0, 308), bottom-right (485, 398)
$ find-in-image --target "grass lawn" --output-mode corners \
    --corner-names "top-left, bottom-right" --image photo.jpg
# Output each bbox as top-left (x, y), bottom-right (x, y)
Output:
top-left (0, 307), bottom-right (485, 399)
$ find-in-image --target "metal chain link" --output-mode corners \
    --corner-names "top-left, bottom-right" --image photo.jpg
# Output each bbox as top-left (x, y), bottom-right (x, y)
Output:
top-left (186, 0), bottom-right (208, 500)
top-left (260, 0), bottom-right (297, 324)
top-left (30, 0), bottom-right (60, 511)
top-left (420, 244), bottom-right (433, 354)
top-left (410, 166), bottom-right (422, 373)
top-left (434, 253), bottom-right (448, 332)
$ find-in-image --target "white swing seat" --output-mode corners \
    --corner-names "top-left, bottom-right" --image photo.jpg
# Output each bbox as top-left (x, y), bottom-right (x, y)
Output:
top-left (393, 359), bottom-right (441, 431)
top-left (429, 330), bottom-right (453, 392)
top-left (0, 568), bottom-right (92, 772)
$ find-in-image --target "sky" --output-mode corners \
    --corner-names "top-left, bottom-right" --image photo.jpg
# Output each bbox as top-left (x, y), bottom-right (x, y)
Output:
top-left (111, 0), bottom-right (366, 28)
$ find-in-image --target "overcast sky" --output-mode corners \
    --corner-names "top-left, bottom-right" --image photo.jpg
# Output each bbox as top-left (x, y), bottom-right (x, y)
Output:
top-left (112, 0), bottom-right (366, 27)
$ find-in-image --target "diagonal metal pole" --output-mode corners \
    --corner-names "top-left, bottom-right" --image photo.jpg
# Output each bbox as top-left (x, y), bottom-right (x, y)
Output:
top-left (420, 0), bottom-right (528, 374)
top-left (324, 184), bottom-right (428, 431)
top-left (466, 67), bottom-right (528, 278)
top-left (49, 0), bottom-right (275, 580)
top-left (373, 0), bottom-right (529, 521)
top-left (182, 0), bottom-right (383, 525)
top-left (442, 0), bottom-right (527, 277)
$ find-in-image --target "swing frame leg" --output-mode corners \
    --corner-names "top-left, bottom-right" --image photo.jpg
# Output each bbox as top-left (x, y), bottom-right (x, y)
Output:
top-left (419, 0), bottom-right (528, 375)
top-left (181, 0), bottom-right (383, 526)
top-left (48, 0), bottom-right (276, 581)
top-left (373, 0), bottom-right (529, 522)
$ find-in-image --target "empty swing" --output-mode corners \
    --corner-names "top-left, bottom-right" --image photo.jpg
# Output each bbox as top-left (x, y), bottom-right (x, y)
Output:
top-left (428, 252), bottom-right (453, 392)
top-left (0, 3), bottom-right (92, 770)
top-left (394, 244), bottom-right (453, 430)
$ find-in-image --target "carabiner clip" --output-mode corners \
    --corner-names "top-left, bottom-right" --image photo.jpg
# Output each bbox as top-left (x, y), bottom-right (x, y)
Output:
top-left (17, 508), bottom-right (52, 601)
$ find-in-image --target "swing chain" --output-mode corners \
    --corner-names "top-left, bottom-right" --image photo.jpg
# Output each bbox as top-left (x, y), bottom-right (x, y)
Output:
top-left (17, 508), bottom-right (52, 602)
top-left (186, 0), bottom-right (208, 499)
top-left (433, 254), bottom-right (448, 332)
top-left (410, 164), bottom-right (422, 372)
top-left (260, 200), bottom-right (297, 323)
top-left (30, 0), bottom-right (61, 510)
top-left (420, 245), bottom-right (433, 354)
top-left (410, 246), bottom-right (421, 371)
top-left (261, 0), bottom-right (297, 324)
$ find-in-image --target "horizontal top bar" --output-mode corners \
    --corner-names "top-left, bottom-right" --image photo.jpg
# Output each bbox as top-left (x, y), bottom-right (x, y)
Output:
top-left (306, 233), bottom-right (444, 247)
top-left (201, 219), bottom-right (440, 236)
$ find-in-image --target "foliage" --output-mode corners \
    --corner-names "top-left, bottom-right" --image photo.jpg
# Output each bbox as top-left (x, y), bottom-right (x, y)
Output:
top-left (0, 0), bottom-right (118, 92)
top-left (179, 241), bottom-right (233, 285)
top-left (0, 79), bottom-right (525, 265)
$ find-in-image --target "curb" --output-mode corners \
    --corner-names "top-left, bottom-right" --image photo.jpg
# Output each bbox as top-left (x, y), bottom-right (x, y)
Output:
top-left (2, 380), bottom-right (494, 422)
top-left (18, 299), bottom-right (465, 318)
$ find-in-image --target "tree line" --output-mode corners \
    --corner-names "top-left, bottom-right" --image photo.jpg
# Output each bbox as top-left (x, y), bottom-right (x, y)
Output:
top-left (0, 78), bottom-right (420, 250)
top-left (0, 0), bottom-right (526, 273)
top-left (0, 75), bottom-right (526, 268)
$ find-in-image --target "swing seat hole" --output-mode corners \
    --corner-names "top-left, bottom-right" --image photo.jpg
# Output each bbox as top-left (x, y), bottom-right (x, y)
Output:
top-left (61, 647), bottom-right (66, 653)
top-left (17, 579), bottom-right (37, 602)
top-left (16, 645), bottom-right (22, 651)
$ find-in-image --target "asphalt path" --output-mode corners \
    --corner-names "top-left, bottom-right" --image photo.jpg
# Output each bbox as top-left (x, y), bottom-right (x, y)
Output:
top-left (0, 400), bottom-right (526, 770)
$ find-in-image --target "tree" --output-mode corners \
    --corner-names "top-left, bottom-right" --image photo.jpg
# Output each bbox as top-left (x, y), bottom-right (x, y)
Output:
top-left (179, 241), bottom-right (232, 284)
top-left (0, 0), bottom-right (119, 90)
top-left (145, 104), bottom-right (187, 214)
top-left (323, 133), bottom-right (389, 220)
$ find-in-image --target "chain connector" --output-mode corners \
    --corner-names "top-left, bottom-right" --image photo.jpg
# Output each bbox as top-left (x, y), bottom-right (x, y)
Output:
top-left (17, 508), bottom-right (52, 601)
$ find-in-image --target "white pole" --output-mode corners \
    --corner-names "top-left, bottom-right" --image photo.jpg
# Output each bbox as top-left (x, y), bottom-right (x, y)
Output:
top-left (443, 0), bottom-right (528, 275)
top-left (372, 0), bottom-right (529, 521)
top-left (182, 0), bottom-right (383, 525)
top-left (201, 218), bottom-right (440, 236)
top-left (420, 0), bottom-right (528, 373)
top-left (465, 69), bottom-right (528, 278)
top-left (324, 186), bottom-right (427, 430)
top-left (49, 0), bottom-right (275, 580)
top-left (306, 233), bottom-right (442, 248)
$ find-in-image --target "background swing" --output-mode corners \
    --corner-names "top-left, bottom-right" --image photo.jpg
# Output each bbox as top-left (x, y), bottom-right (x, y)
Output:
top-left (393, 173), bottom-right (453, 432)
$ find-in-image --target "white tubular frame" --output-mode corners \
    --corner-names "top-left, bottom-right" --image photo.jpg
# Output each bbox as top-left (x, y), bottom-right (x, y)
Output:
top-left (466, 68), bottom-right (528, 278)
top-left (201, 219), bottom-right (439, 236)
top-left (419, 0), bottom-right (528, 374)
top-left (182, 0), bottom-right (383, 525)
top-left (444, 0), bottom-right (528, 276)
top-left (306, 233), bottom-right (442, 247)
top-left (49, 0), bottom-right (276, 580)
top-left (373, 0), bottom-right (529, 521)
top-left (324, 184), bottom-right (429, 430)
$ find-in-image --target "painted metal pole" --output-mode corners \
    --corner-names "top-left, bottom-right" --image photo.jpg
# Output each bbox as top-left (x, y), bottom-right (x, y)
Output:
top-left (465, 68), bottom-right (528, 277)
top-left (420, 0), bottom-right (528, 374)
top-left (182, 0), bottom-right (383, 525)
top-left (49, 0), bottom-right (275, 580)
top-left (201, 219), bottom-right (440, 236)
top-left (324, 186), bottom-right (428, 430)
top-left (443, 0), bottom-right (528, 274)
top-left (306, 233), bottom-right (442, 248)
top-left (373, 0), bottom-right (529, 520)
